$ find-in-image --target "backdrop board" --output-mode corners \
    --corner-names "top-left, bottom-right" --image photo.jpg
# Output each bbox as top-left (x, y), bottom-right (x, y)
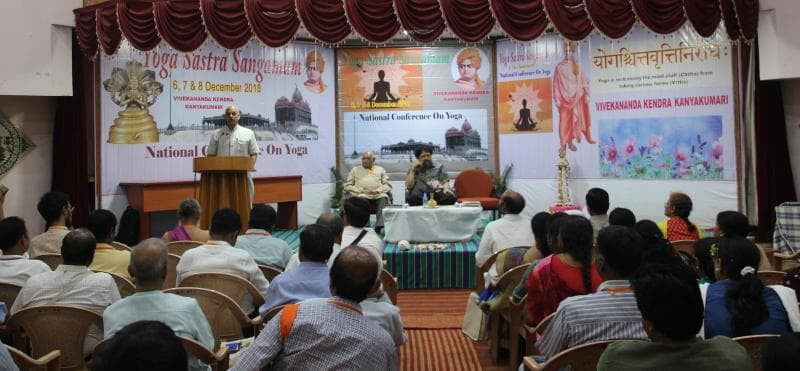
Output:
top-left (338, 46), bottom-right (495, 181)
top-left (99, 39), bottom-right (336, 205)
top-left (496, 24), bottom-right (738, 226)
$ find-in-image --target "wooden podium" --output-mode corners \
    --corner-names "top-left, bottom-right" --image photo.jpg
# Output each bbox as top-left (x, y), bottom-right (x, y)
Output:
top-left (193, 156), bottom-right (255, 231)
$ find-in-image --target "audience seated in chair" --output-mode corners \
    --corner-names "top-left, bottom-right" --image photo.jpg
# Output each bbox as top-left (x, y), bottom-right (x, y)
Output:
top-left (176, 208), bottom-right (269, 315)
top-left (11, 229), bottom-right (120, 356)
top-left (235, 204), bottom-right (293, 269)
top-left (162, 198), bottom-right (210, 243)
top-left (701, 238), bottom-right (800, 338)
top-left (716, 210), bottom-right (771, 271)
top-left (597, 262), bottom-right (752, 371)
top-left (87, 209), bottom-right (132, 280)
top-left (510, 212), bottom-right (560, 307)
top-left (609, 208), bottom-right (636, 228)
top-left (658, 192), bottom-right (700, 242)
top-left (91, 321), bottom-right (188, 371)
top-left (345, 151), bottom-right (392, 233)
top-left (0, 217), bottom-right (50, 286)
top-left (361, 261), bottom-right (407, 347)
top-left (761, 332), bottom-right (800, 371)
top-left (258, 224), bottom-right (333, 315)
top-left (404, 147), bottom-right (456, 206)
top-left (234, 245), bottom-right (398, 370)
top-left (103, 238), bottom-right (213, 371)
top-left (586, 188), bottom-right (610, 243)
top-left (285, 213), bottom-right (344, 271)
top-left (340, 197), bottom-right (384, 261)
top-left (525, 215), bottom-right (602, 324)
top-left (537, 226), bottom-right (648, 358)
top-left (29, 191), bottom-right (72, 258)
top-left (475, 191), bottom-right (534, 287)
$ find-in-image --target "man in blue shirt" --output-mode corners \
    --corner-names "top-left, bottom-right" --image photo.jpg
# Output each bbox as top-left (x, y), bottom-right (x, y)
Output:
top-left (235, 204), bottom-right (293, 269)
top-left (258, 224), bottom-right (333, 315)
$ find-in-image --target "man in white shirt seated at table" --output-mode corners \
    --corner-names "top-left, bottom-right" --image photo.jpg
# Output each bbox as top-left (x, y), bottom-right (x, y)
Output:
top-left (344, 151), bottom-right (392, 233)
top-left (176, 208), bottom-right (269, 315)
top-left (103, 238), bottom-right (213, 371)
top-left (0, 217), bottom-right (51, 287)
top-left (475, 191), bottom-right (534, 286)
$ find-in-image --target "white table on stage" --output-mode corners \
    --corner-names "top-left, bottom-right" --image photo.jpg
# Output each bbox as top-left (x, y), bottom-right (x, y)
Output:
top-left (382, 205), bottom-right (483, 243)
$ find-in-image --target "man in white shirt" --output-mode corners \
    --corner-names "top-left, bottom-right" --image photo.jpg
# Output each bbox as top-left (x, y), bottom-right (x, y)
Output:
top-left (206, 105), bottom-right (259, 202)
top-left (344, 151), bottom-right (391, 233)
top-left (0, 217), bottom-right (50, 286)
top-left (176, 208), bottom-right (269, 314)
top-left (340, 197), bottom-right (384, 263)
top-left (12, 229), bottom-right (121, 355)
top-left (475, 191), bottom-right (534, 286)
top-left (285, 213), bottom-right (343, 271)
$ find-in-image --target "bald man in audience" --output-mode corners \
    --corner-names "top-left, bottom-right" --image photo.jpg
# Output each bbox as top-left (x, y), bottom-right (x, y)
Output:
top-left (103, 238), bottom-right (213, 371)
top-left (12, 229), bottom-right (120, 355)
top-left (344, 151), bottom-right (391, 233)
top-left (285, 213), bottom-right (344, 271)
top-left (475, 190), bottom-right (534, 286)
top-left (176, 208), bottom-right (269, 314)
top-left (234, 245), bottom-right (397, 370)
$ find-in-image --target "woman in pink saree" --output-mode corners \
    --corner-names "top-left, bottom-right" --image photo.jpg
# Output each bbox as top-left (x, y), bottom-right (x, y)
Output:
top-left (162, 198), bottom-right (209, 242)
top-left (553, 41), bottom-right (595, 152)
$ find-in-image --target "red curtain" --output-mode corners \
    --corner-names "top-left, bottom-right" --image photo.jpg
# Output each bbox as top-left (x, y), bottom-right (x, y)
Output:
top-left (393, 0), bottom-right (445, 43)
top-left (201, 0), bottom-right (252, 50)
top-left (74, 0), bottom-right (760, 57)
top-left (490, 0), bottom-right (547, 41)
top-left (296, 0), bottom-right (351, 44)
top-left (543, 0), bottom-right (593, 41)
top-left (684, 0), bottom-right (721, 38)
top-left (585, 0), bottom-right (635, 39)
top-left (344, 0), bottom-right (400, 44)
top-left (440, 0), bottom-right (495, 43)
top-left (244, 0), bottom-right (299, 48)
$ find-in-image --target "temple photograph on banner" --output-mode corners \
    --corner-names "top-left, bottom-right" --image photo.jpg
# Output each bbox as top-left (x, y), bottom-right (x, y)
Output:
top-left (3, 1), bottom-right (798, 370)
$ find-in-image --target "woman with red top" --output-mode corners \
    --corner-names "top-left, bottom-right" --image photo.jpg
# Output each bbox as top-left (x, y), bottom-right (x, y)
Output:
top-left (525, 215), bottom-right (602, 324)
top-left (657, 192), bottom-right (700, 242)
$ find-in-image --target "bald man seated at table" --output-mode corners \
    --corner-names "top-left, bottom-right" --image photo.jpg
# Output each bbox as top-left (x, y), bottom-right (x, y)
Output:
top-left (344, 151), bottom-right (391, 233)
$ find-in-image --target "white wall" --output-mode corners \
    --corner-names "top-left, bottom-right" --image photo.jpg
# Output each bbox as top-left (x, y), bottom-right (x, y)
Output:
top-left (0, 0), bottom-right (81, 96)
top-left (0, 96), bottom-right (55, 234)
top-left (759, 0), bottom-right (800, 80)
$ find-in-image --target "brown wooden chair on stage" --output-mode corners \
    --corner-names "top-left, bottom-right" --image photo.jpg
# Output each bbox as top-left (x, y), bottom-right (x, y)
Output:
top-left (380, 269), bottom-right (399, 305)
top-left (6, 305), bottom-right (103, 371)
top-left (454, 169), bottom-right (500, 218)
top-left (92, 270), bottom-right (136, 298)
top-left (523, 340), bottom-right (616, 371)
top-left (671, 240), bottom-right (696, 256)
top-left (258, 264), bottom-right (283, 282)
top-left (178, 272), bottom-right (266, 314)
top-left (110, 241), bottom-right (131, 251)
top-left (6, 346), bottom-right (60, 371)
top-left (165, 287), bottom-right (262, 349)
top-left (168, 241), bottom-right (203, 256)
top-left (163, 253), bottom-right (181, 289)
top-left (34, 254), bottom-right (62, 271)
top-left (733, 334), bottom-right (780, 371)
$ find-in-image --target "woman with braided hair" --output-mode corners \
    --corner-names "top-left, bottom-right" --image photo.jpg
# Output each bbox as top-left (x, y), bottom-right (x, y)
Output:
top-left (525, 215), bottom-right (601, 324)
top-left (658, 192), bottom-right (700, 241)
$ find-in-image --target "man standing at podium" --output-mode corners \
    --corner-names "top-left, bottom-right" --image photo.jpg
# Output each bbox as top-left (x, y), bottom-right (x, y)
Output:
top-left (207, 105), bottom-right (259, 203)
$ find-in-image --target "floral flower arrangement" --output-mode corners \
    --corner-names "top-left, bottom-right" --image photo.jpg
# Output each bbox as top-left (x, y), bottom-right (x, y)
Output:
top-left (600, 133), bottom-right (724, 180)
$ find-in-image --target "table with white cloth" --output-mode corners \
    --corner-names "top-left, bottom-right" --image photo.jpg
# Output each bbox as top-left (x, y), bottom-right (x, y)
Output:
top-left (382, 205), bottom-right (483, 243)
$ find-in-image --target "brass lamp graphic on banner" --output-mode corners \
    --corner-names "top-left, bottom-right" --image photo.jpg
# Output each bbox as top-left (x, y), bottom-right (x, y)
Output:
top-left (103, 60), bottom-right (162, 144)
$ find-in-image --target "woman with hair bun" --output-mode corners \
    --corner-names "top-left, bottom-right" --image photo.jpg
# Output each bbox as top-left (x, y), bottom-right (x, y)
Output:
top-left (702, 238), bottom-right (800, 338)
top-left (658, 192), bottom-right (700, 241)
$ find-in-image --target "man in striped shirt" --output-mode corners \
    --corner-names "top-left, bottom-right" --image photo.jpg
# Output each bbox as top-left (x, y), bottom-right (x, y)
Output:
top-left (537, 225), bottom-right (648, 358)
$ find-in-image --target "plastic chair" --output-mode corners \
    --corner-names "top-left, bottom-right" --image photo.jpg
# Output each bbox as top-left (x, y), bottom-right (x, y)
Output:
top-left (0, 282), bottom-right (22, 309)
top-left (109, 241), bottom-right (131, 251)
top-left (671, 240), bottom-right (696, 256)
top-left (179, 272), bottom-right (266, 313)
top-left (91, 270), bottom-right (136, 298)
top-left (262, 304), bottom-right (286, 323)
top-left (475, 250), bottom-right (505, 293)
top-left (454, 169), bottom-right (499, 217)
top-left (488, 264), bottom-right (531, 364)
top-left (6, 346), bottom-right (60, 371)
top-left (523, 340), bottom-right (616, 371)
top-left (524, 311), bottom-right (556, 356)
top-left (167, 241), bottom-right (203, 256)
top-left (165, 287), bottom-right (262, 349)
top-left (757, 270), bottom-right (786, 286)
top-left (34, 254), bottom-right (62, 271)
top-left (6, 305), bottom-right (103, 371)
top-left (733, 334), bottom-right (781, 371)
top-left (163, 253), bottom-right (181, 289)
top-left (258, 264), bottom-right (283, 282)
top-left (380, 269), bottom-right (399, 305)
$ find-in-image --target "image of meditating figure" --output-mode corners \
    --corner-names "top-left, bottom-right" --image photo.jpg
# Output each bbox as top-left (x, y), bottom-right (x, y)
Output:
top-left (553, 41), bottom-right (594, 151)
top-left (513, 99), bottom-right (537, 131)
top-left (454, 48), bottom-right (484, 90)
top-left (303, 50), bottom-right (326, 94)
top-left (364, 70), bottom-right (399, 104)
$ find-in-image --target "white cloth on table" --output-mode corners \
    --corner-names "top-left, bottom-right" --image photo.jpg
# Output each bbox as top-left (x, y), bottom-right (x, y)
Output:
top-left (383, 205), bottom-right (482, 243)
